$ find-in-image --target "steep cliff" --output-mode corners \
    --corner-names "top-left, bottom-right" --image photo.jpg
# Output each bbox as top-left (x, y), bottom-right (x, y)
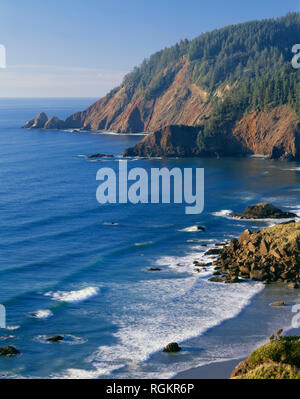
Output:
top-left (23, 13), bottom-right (300, 160)
top-left (124, 106), bottom-right (300, 160)
top-left (43, 60), bottom-right (210, 133)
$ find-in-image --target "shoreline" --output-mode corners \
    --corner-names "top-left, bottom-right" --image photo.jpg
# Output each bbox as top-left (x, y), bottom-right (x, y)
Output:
top-left (174, 358), bottom-right (243, 379)
top-left (172, 281), bottom-right (300, 379)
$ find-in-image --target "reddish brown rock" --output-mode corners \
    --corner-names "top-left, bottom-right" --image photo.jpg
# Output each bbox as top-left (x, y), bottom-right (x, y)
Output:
top-left (215, 222), bottom-right (300, 282)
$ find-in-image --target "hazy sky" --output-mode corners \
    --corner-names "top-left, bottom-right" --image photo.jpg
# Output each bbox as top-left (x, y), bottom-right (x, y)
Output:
top-left (0, 0), bottom-right (299, 97)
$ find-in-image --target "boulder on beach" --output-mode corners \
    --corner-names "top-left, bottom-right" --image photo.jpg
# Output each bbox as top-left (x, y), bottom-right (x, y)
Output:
top-left (231, 203), bottom-right (296, 219)
top-left (205, 248), bottom-right (223, 256)
top-left (0, 346), bottom-right (20, 356)
top-left (209, 274), bottom-right (241, 283)
top-left (46, 335), bottom-right (64, 342)
top-left (271, 301), bottom-right (285, 307)
top-left (23, 112), bottom-right (48, 129)
top-left (209, 276), bottom-right (227, 283)
top-left (288, 282), bottom-right (299, 289)
top-left (163, 343), bottom-right (182, 353)
top-left (215, 221), bottom-right (300, 282)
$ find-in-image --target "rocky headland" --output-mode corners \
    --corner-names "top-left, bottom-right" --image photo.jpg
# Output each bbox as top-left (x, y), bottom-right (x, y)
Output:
top-left (24, 113), bottom-right (66, 130)
top-left (231, 203), bottom-right (297, 220)
top-left (23, 14), bottom-right (300, 161)
top-left (214, 221), bottom-right (300, 283)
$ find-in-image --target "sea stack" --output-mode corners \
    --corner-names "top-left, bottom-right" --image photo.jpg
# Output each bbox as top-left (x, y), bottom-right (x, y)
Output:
top-left (23, 112), bottom-right (48, 129)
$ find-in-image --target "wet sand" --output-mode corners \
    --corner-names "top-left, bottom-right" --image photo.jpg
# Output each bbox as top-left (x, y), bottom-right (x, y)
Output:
top-left (174, 358), bottom-right (243, 379)
top-left (172, 282), bottom-right (300, 379)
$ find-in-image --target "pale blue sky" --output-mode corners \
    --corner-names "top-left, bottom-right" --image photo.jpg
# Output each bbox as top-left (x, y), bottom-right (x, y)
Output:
top-left (0, 0), bottom-right (299, 97)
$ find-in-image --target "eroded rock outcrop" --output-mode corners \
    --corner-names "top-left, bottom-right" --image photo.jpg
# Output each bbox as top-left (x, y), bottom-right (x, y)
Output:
top-left (215, 222), bottom-right (300, 282)
top-left (44, 116), bottom-right (65, 130)
top-left (24, 112), bottom-right (48, 129)
top-left (124, 125), bottom-right (200, 157)
top-left (123, 125), bottom-right (246, 158)
top-left (46, 335), bottom-right (64, 342)
top-left (231, 203), bottom-right (297, 219)
top-left (0, 346), bottom-right (20, 356)
top-left (122, 105), bottom-right (300, 159)
top-left (232, 106), bottom-right (300, 161)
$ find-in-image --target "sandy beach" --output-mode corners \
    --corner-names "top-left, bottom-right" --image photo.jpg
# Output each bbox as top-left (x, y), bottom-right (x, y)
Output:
top-left (173, 282), bottom-right (300, 379)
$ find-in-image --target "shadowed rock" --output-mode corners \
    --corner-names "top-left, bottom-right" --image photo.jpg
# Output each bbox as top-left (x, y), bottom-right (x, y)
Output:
top-left (215, 222), bottom-right (300, 282)
top-left (24, 112), bottom-right (48, 129)
top-left (86, 154), bottom-right (114, 159)
top-left (46, 335), bottom-right (64, 342)
top-left (231, 203), bottom-right (296, 219)
top-left (271, 301), bottom-right (285, 306)
top-left (44, 116), bottom-right (65, 130)
top-left (163, 343), bottom-right (182, 353)
top-left (0, 346), bottom-right (20, 356)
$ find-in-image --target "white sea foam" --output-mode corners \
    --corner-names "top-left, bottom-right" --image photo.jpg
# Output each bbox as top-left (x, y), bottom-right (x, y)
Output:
top-left (5, 325), bottom-right (20, 331)
top-left (98, 132), bottom-right (147, 136)
top-left (134, 241), bottom-right (153, 247)
top-left (0, 335), bottom-right (15, 341)
top-left (53, 365), bottom-right (121, 379)
top-left (29, 309), bottom-right (53, 319)
top-left (282, 167), bottom-right (300, 171)
top-left (212, 209), bottom-right (233, 217)
top-left (232, 216), bottom-right (300, 227)
top-left (45, 286), bottom-right (99, 303)
top-left (180, 225), bottom-right (205, 232)
top-left (249, 154), bottom-right (267, 158)
top-left (103, 222), bottom-right (119, 226)
top-left (85, 276), bottom-right (264, 379)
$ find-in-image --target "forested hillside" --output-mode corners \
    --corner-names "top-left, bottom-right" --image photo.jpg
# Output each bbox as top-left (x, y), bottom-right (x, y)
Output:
top-left (25, 13), bottom-right (300, 159)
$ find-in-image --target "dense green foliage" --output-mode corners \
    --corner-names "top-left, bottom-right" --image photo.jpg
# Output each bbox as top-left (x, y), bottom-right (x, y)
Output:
top-left (115, 12), bottom-right (300, 144)
top-left (187, 13), bottom-right (300, 89)
top-left (121, 12), bottom-right (300, 99)
top-left (144, 67), bottom-right (179, 101)
top-left (249, 336), bottom-right (300, 368)
top-left (123, 39), bottom-right (189, 95)
top-left (232, 335), bottom-right (300, 379)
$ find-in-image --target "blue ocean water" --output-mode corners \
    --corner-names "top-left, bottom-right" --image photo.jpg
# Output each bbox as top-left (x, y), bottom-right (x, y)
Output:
top-left (0, 98), bottom-right (300, 378)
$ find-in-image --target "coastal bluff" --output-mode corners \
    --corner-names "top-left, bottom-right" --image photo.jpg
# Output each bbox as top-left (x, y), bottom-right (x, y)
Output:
top-left (23, 14), bottom-right (300, 161)
top-left (231, 332), bottom-right (300, 379)
top-left (123, 106), bottom-right (300, 160)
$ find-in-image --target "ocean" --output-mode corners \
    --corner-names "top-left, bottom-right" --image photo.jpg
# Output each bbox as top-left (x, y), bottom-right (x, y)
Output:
top-left (0, 98), bottom-right (300, 379)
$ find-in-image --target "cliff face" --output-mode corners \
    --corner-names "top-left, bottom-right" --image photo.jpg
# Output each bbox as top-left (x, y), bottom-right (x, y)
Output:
top-left (124, 125), bottom-right (200, 157)
top-left (216, 221), bottom-right (300, 282)
top-left (62, 60), bottom-right (209, 133)
top-left (232, 106), bottom-right (300, 160)
top-left (124, 106), bottom-right (300, 160)
top-left (23, 13), bottom-right (300, 160)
